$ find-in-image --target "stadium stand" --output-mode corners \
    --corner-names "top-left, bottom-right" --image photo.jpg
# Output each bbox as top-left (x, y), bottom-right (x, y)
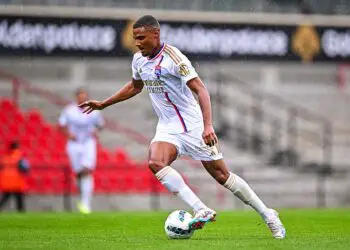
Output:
top-left (0, 98), bottom-right (166, 195)
top-left (1, 69), bottom-right (348, 210)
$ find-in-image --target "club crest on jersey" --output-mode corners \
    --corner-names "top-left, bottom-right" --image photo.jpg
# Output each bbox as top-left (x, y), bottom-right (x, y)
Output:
top-left (178, 63), bottom-right (190, 76)
top-left (154, 65), bottom-right (161, 79)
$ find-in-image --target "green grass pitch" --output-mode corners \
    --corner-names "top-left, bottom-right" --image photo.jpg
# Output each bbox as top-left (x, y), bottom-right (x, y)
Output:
top-left (0, 209), bottom-right (349, 250)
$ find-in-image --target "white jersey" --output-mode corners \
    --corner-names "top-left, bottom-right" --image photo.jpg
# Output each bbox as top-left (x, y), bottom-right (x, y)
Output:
top-left (132, 43), bottom-right (203, 134)
top-left (59, 103), bottom-right (104, 143)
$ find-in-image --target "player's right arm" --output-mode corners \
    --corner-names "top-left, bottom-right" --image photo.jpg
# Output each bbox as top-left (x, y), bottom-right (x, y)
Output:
top-left (79, 78), bottom-right (144, 114)
top-left (80, 53), bottom-right (144, 114)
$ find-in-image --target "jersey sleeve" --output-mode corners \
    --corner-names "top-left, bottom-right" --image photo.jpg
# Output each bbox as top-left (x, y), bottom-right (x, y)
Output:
top-left (170, 47), bottom-right (198, 83)
top-left (58, 108), bottom-right (68, 126)
top-left (131, 53), bottom-right (141, 80)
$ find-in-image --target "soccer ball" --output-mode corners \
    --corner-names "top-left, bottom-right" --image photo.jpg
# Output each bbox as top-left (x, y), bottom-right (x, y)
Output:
top-left (164, 210), bottom-right (194, 239)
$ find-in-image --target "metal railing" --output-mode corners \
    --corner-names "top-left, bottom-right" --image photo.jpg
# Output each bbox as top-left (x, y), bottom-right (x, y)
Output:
top-left (0, 70), bottom-right (150, 145)
top-left (211, 73), bottom-right (333, 170)
top-left (209, 73), bottom-right (338, 207)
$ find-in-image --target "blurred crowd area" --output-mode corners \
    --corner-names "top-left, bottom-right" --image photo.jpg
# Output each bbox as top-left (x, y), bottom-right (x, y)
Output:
top-left (0, 0), bottom-right (349, 15)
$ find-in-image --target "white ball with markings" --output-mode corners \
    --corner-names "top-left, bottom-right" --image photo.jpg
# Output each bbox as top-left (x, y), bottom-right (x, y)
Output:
top-left (164, 210), bottom-right (194, 239)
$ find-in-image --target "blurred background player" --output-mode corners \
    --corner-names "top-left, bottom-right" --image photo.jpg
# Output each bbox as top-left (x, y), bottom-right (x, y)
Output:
top-left (59, 87), bottom-right (104, 214)
top-left (80, 15), bottom-right (285, 238)
top-left (0, 141), bottom-right (30, 212)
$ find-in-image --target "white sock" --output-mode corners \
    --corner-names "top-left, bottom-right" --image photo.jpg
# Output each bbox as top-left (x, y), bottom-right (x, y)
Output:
top-left (224, 172), bottom-right (268, 217)
top-left (80, 175), bottom-right (93, 210)
top-left (156, 166), bottom-right (207, 213)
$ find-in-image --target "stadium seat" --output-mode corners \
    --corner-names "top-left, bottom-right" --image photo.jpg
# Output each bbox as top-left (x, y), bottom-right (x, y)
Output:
top-left (0, 99), bottom-right (15, 112)
top-left (114, 148), bottom-right (129, 163)
top-left (26, 110), bottom-right (43, 124)
top-left (97, 149), bottom-right (111, 166)
top-left (0, 98), bottom-right (166, 195)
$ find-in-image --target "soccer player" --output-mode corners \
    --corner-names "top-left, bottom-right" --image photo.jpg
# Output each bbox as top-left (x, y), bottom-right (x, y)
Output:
top-left (79, 15), bottom-right (286, 238)
top-left (59, 87), bottom-right (104, 214)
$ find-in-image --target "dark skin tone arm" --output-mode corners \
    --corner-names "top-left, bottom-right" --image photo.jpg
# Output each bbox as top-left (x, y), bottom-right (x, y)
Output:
top-left (187, 77), bottom-right (218, 147)
top-left (78, 78), bottom-right (144, 114)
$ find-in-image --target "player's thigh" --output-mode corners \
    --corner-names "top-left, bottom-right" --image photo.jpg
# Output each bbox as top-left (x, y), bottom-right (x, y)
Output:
top-left (80, 139), bottom-right (97, 174)
top-left (180, 127), bottom-right (223, 161)
top-left (148, 141), bottom-right (178, 174)
top-left (66, 142), bottom-right (83, 173)
top-left (201, 159), bottom-right (230, 185)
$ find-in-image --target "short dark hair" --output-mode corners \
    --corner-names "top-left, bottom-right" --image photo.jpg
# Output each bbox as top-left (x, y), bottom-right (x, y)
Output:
top-left (133, 15), bottom-right (160, 30)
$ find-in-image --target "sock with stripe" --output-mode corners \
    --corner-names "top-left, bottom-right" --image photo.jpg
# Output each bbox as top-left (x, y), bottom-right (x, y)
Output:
top-left (224, 172), bottom-right (269, 218)
top-left (80, 175), bottom-right (93, 211)
top-left (156, 166), bottom-right (207, 213)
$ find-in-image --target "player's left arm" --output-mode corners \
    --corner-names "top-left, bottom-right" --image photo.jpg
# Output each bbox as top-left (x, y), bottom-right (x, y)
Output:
top-left (92, 112), bottom-right (105, 137)
top-left (187, 77), bottom-right (218, 147)
top-left (170, 46), bottom-right (217, 146)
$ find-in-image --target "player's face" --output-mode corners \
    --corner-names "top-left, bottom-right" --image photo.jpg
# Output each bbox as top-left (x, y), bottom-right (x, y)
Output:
top-left (133, 27), bottom-right (160, 57)
top-left (76, 91), bottom-right (88, 105)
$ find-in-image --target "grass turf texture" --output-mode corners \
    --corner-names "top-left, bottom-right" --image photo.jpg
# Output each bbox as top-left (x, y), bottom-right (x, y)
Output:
top-left (0, 209), bottom-right (349, 250)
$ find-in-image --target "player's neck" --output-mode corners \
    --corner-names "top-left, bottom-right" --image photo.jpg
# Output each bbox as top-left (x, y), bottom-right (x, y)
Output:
top-left (148, 42), bottom-right (164, 60)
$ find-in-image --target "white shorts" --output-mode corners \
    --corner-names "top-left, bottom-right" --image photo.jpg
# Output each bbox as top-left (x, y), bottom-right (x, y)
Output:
top-left (151, 127), bottom-right (223, 161)
top-left (66, 138), bottom-right (97, 173)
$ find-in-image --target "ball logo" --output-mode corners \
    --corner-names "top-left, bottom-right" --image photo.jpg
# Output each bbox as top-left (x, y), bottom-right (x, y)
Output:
top-left (178, 210), bottom-right (186, 222)
top-left (166, 225), bottom-right (192, 235)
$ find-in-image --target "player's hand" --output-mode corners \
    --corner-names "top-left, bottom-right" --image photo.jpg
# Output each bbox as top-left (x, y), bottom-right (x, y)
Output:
top-left (79, 100), bottom-right (104, 114)
top-left (202, 125), bottom-right (218, 147)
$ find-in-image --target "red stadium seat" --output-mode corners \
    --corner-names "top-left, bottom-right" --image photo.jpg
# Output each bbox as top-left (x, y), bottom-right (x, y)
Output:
top-left (0, 113), bottom-right (7, 124)
top-left (26, 110), bottom-right (43, 125)
top-left (0, 99), bottom-right (15, 112)
top-left (114, 148), bottom-right (129, 163)
top-left (13, 111), bottom-right (25, 124)
top-left (97, 149), bottom-right (110, 165)
top-left (41, 124), bottom-right (54, 136)
top-left (0, 98), bottom-right (161, 195)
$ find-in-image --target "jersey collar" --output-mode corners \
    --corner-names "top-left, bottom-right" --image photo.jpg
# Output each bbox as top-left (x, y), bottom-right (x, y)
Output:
top-left (148, 43), bottom-right (165, 61)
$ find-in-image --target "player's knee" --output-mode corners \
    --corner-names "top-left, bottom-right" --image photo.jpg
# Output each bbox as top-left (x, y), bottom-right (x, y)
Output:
top-left (214, 171), bottom-right (230, 185)
top-left (148, 160), bottom-right (166, 174)
top-left (80, 167), bottom-right (92, 177)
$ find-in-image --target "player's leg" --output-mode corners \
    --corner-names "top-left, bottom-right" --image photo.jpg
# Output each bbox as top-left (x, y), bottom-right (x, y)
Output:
top-left (149, 140), bottom-right (208, 214)
top-left (14, 192), bottom-right (25, 212)
top-left (201, 159), bottom-right (286, 239)
top-left (67, 142), bottom-right (82, 191)
top-left (77, 139), bottom-right (96, 214)
top-left (0, 192), bottom-right (11, 211)
top-left (77, 168), bottom-right (93, 214)
top-left (202, 159), bottom-right (268, 214)
top-left (180, 128), bottom-right (285, 237)
top-left (67, 142), bottom-right (90, 213)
